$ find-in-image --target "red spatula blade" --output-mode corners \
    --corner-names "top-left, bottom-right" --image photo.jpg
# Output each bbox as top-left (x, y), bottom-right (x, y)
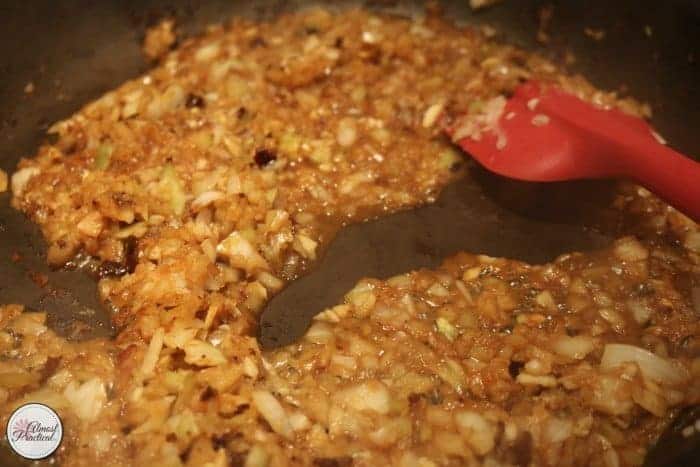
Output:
top-left (448, 81), bottom-right (700, 221)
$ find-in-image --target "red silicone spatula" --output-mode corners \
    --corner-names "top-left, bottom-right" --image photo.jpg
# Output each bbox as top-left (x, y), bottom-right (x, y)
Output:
top-left (449, 81), bottom-right (700, 221)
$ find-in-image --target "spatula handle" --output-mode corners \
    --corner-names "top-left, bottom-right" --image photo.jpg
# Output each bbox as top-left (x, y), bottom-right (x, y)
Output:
top-left (624, 141), bottom-right (700, 222)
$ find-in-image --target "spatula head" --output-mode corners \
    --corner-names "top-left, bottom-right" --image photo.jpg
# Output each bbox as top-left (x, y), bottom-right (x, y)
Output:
top-left (451, 81), bottom-right (659, 182)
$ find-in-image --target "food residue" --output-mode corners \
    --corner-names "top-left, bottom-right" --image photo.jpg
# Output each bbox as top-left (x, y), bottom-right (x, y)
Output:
top-left (143, 18), bottom-right (177, 61)
top-left (584, 27), bottom-right (606, 41)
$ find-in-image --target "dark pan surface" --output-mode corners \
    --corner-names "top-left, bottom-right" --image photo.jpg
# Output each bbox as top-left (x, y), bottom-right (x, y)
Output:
top-left (259, 172), bottom-right (617, 350)
top-left (0, 1), bottom-right (698, 466)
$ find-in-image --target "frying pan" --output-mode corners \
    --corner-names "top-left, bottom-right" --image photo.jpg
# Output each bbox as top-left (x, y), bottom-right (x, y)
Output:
top-left (0, 1), bottom-right (698, 465)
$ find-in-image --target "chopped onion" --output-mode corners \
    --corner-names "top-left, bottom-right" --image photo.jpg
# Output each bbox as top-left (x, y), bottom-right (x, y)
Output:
top-left (436, 358), bottom-right (466, 392)
top-left (588, 373), bottom-right (634, 415)
top-left (305, 321), bottom-right (335, 344)
top-left (531, 113), bottom-right (550, 127)
top-left (93, 144), bottom-right (113, 170)
top-left (165, 409), bottom-right (200, 441)
top-left (599, 435), bottom-right (621, 467)
top-left (191, 190), bottom-right (224, 211)
top-left (252, 390), bottom-right (293, 439)
top-left (159, 164), bottom-right (186, 216)
top-left (516, 373), bottom-right (557, 387)
top-left (63, 378), bottom-right (107, 422)
top-left (544, 417), bottom-right (573, 443)
top-left (336, 118), bottom-right (358, 147)
top-left (140, 327), bottom-right (164, 378)
top-left (242, 356), bottom-right (259, 379)
top-left (600, 344), bottom-right (689, 385)
top-left (288, 411), bottom-right (311, 432)
top-left (427, 283), bottom-right (450, 297)
top-left (535, 290), bottom-right (556, 310)
top-left (183, 339), bottom-right (227, 367)
top-left (11, 167), bottom-right (40, 197)
top-left (552, 335), bottom-right (596, 359)
top-left (334, 380), bottom-right (391, 414)
top-left (613, 237), bottom-right (648, 262)
top-left (217, 231), bottom-right (269, 274)
top-left (435, 317), bottom-right (457, 341)
top-left (451, 95), bottom-right (506, 144)
top-left (77, 211), bottom-right (105, 238)
top-left (345, 286), bottom-right (376, 319)
top-left (422, 102), bottom-right (445, 128)
top-left (368, 417), bottom-right (411, 447)
top-left (527, 97), bottom-right (540, 110)
top-left (632, 385), bottom-right (667, 417)
top-left (195, 41), bottom-right (221, 62)
top-left (434, 431), bottom-right (467, 456)
top-left (293, 233), bottom-right (318, 260)
top-left (314, 304), bottom-right (351, 323)
top-left (626, 298), bottom-right (652, 325)
top-left (455, 410), bottom-right (497, 455)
